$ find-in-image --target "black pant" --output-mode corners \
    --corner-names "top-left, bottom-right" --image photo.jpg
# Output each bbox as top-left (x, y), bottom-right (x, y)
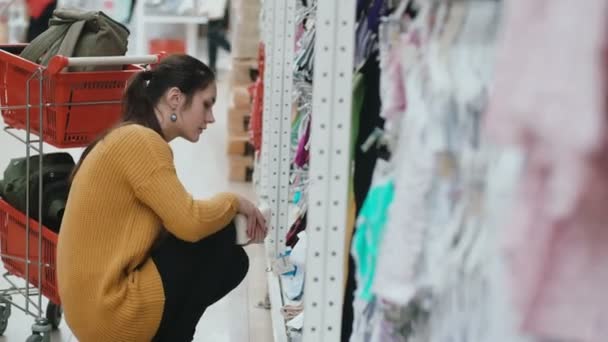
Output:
top-left (208, 19), bottom-right (231, 72)
top-left (151, 223), bottom-right (249, 341)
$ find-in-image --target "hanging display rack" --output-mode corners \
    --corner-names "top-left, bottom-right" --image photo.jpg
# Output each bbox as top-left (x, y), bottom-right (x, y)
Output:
top-left (256, 0), bottom-right (356, 341)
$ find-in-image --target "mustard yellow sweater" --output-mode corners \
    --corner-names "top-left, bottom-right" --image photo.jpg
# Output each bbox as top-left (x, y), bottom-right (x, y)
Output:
top-left (57, 124), bottom-right (239, 341)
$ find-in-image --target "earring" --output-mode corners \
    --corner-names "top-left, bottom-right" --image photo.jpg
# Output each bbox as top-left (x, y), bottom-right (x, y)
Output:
top-left (170, 113), bottom-right (178, 122)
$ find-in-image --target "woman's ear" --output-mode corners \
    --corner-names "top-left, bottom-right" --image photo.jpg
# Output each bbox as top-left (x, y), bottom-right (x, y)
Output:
top-left (165, 87), bottom-right (183, 110)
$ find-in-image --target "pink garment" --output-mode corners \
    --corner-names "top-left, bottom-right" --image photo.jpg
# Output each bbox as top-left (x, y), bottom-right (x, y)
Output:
top-left (380, 41), bottom-right (407, 121)
top-left (486, 0), bottom-right (606, 157)
top-left (294, 119), bottom-right (310, 168)
top-left (485, 1), bottom-right (608, 341)
top-left (296, 24), bottom-right (306, 51)
top-left (509, 153), bottom-right (608, 342)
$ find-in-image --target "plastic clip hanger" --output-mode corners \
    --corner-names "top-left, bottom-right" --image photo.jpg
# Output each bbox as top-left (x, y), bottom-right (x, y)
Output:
top-left (361, 127), bottom-right (389, 153)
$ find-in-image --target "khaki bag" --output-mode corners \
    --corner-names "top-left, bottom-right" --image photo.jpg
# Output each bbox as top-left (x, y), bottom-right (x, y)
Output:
top-left (20, 8), bottom-right (130, 72)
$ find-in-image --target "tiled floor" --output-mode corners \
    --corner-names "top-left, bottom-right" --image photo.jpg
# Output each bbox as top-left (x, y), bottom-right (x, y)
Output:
top-left (0, 63), bottom-right (273, 340)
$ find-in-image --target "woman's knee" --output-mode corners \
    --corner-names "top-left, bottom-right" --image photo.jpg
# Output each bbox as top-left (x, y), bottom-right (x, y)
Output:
top-left (220, 246), bottom-right (249, 293)
top-left (198, 222), bottom-right (237, 249)
top-left (233, 246), bottom-right (250, 282)
top-left (238, 246), bottom-right (250, 272)
top-left (200, 246), bottom-right (249, 307)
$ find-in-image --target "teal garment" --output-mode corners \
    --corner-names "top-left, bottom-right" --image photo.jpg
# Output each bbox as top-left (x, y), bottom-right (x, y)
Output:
top-left (352, 178), bottom-right (395, 302)
top-left (291, 111), bottom-right (305, 146)
top-left (294, 190), bottom-right (302, 204)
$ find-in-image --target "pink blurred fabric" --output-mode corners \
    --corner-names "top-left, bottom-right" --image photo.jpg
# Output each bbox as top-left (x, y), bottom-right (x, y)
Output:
top-left (485, 0), bottom-right (608, 341)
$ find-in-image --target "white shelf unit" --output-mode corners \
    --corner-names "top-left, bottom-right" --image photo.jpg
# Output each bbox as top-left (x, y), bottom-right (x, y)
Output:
top-left (257, 0), bottom-right (357, 341)
top-left (259, 0), bottom-right (295, 341)
top-left (3, 0), bottom-right (27, 44)
top-left (303, 0), bottom-right (356, 340)
top-left (133, 1), bottom-right (208, 57)
top-left (142, 15), bottom-right (208, 25)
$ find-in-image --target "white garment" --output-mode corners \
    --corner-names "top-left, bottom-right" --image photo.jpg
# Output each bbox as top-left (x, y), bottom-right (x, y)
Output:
top-left (373, 63), bottom-right (435, 306)
top-left (200, 0), bottom-right (228, 20)
top-left (372, 2), bottom-right (529, 342)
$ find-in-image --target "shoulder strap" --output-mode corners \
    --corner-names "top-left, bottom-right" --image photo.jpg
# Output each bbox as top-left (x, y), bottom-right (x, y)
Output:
top-left (19, 23), bottom-right (72, 63)
top-left (54, 19), bottom-right (87, 60)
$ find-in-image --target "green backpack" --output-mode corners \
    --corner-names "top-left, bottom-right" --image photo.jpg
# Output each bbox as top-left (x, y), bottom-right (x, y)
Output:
top-left (20, 8), bottom-right (130, 72)
top-left (0, 153), bottom-right (75, 233)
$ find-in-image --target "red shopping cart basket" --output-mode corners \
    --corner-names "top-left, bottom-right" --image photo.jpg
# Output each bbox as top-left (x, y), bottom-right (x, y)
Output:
top-left (0, 44), bottom-right (156, 148)
top-left (0, 199), bottom-right (60, 305)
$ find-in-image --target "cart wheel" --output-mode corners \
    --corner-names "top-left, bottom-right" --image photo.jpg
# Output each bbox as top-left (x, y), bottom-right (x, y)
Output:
top-left (45, 303), bottom-right (62, 329)
top-left (0, 296), bottom-right (11, 336)
top-left (26, 334), bottom-right (44, 342)
top-left (30, 318), bottom-right (51, 342)
top-left (0, 295), bottom-right (11, 315)
top-left (0, 305), bottom-right (9, 336)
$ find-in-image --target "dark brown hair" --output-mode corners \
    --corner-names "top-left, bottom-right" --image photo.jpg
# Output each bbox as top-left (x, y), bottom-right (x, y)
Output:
top-left (71, 54), bottom-right (215, 181)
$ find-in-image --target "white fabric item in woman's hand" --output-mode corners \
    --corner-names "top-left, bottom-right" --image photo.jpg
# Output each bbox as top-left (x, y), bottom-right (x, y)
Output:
top-left (235, 202), bottom-right (271, 245)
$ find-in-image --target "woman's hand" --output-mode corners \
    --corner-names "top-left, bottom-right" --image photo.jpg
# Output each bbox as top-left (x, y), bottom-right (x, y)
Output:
top-left (236, 196), bottom-right (268, 243)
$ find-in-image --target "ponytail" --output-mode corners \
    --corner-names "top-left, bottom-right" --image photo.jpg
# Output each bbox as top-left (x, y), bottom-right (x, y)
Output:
top-left (122, 71), bottom-right (164, 137)
top-left (70, 71), bottom-right (162, 183)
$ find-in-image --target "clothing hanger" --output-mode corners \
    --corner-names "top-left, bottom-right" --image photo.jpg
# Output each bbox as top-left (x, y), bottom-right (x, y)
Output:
top-left (355, 0), bottom-right (392, 71)
top-left (296, 1), bottom-right (316, 26)
top-left (437, 0), bottom-right (467, 62)
top-left (379, 0), bottom-right (414, 56)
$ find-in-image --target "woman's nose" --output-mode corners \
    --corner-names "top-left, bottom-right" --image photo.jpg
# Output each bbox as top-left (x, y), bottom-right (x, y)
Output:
top-left (207, 112), bottom-right (216, 124)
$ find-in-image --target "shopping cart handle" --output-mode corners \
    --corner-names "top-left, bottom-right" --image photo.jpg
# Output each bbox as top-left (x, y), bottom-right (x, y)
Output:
top-left (47, 55), bottom-right (162, 74)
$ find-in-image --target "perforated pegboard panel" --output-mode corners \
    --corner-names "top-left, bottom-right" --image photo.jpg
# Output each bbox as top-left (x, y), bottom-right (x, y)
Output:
top-left (276, 1), bottom-right (296, 255)
top-left (261, 0), bottom-right (296, 259)
top-left (260, 0), bottom-right (273, 200)
top-left (304, 0), bottom-right (356, 341)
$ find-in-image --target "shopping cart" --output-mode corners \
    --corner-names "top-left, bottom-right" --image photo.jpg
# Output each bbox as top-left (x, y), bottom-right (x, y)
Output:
top-left (0, 44), bottom-right (161, 341)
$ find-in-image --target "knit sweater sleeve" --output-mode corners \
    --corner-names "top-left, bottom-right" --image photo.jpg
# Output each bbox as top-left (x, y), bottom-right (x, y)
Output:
top-left (112, 125), bottom-right (239, 242)
top-left (135, 167), bottom-right (238, 242)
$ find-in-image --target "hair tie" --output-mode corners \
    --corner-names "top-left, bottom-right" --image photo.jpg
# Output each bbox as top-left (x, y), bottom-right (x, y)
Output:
top-left (142, 70), bottom-right (153, 80)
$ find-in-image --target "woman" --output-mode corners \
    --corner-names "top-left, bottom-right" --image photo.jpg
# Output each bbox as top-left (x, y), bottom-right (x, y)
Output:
top-left (206, 0), bottom-right (231, 73)
top-left (25, 0), bottom-right (57, 42)
top-left (56, 54), bottom-right (267, 341)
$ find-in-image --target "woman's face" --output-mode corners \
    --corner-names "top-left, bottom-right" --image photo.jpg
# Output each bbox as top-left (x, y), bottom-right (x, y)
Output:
top-left (178, 82), bottom-right (217, 142)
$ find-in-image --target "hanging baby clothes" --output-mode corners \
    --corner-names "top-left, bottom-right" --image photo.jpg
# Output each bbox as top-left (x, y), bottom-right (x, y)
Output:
top-left (344, 55), bottom-right (386, 342)
top-left (371, 0), bottom-right (434, 307)
top-left (353, 55), bottom-right (385, 213)
top-left (374, 62), bottom-right (435, 306)
top-left (485, 0), bottom-right (608, 341)
top-left (352, 177), bottom-right (395, 302)
top-left (294, 119), bottom-right (311, 168)
top-left (362, 2), bottom-right (514, 342)
top-left (344, 4), bottom-right (389, 338)
top-left (342, 70), bottom-right (368, 342)
top-left (414, 3), bottom-right (509, 342)
top-left (286, 213), bottom-right (307, 248)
